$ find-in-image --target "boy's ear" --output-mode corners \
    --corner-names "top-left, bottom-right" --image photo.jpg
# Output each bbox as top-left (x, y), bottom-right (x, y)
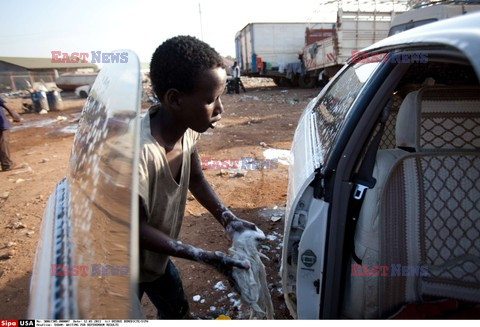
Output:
top-left (164, 89), bottom-right (182, 111)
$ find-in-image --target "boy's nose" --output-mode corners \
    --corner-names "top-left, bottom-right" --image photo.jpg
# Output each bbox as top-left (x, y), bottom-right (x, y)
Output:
top-left (214, 98), bottom-right (224, 115)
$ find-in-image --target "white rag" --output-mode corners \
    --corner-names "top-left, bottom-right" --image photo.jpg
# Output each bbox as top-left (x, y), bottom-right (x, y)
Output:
top-left (229, 229), bottom-right (274, 319)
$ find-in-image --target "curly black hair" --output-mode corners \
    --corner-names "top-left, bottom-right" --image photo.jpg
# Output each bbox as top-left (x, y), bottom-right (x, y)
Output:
top-left (150, 35), bottom-right (225, 100)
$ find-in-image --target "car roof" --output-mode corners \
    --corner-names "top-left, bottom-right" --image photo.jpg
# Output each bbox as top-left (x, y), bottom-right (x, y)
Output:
top-left (362, 11), bottom-right (480, 76)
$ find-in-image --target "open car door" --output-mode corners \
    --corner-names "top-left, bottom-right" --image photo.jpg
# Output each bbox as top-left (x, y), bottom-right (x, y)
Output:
top-left (28, 50), bottom-right (142, 319)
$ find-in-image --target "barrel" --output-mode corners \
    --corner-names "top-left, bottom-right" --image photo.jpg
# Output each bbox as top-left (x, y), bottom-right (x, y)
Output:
top-left (31, 91), bottom-right (50, 112)
top-left (47, 91), bottom-right (64, 111)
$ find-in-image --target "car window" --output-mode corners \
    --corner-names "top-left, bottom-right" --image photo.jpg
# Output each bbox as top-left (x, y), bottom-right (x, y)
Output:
top-left (388, 19), bottom-right (437, 36)
top-left (311, 61), bottom-right (381, 165)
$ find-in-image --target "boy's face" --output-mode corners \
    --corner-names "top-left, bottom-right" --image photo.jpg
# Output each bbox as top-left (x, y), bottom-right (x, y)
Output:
top-left (177, 67), bottom-right (227, 133)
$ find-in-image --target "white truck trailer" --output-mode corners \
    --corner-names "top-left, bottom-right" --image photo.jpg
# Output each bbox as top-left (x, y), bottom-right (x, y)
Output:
top-left (235, 22), bottom-right (334, 87)
top-left (301, 10), bottom-right (396, 88)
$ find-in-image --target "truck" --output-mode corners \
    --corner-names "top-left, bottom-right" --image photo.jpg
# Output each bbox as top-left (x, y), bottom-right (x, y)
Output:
top-left (235, 22), bottom-right (335, 87)
top-left (301, 10), bottom-right (396, 88)
top-left (235, 10), bottom-right (399, 89)
top-left (388, 0), bottom-right (480, 36)
top-left (301, 1), bottom-right (480, 88)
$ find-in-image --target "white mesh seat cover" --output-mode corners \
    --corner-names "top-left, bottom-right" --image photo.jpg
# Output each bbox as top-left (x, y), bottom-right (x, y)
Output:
top-left (341, 86), bottom-right (480, 318)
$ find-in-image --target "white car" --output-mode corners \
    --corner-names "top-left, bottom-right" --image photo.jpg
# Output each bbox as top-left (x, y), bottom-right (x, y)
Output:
top-left (282, 12), bottom-right (480, 319)
top-left (74, 84), bottom-right (92, 98)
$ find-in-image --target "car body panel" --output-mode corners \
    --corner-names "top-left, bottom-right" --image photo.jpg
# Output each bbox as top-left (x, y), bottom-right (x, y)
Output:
top-left (282, 60), bottom-right (385, 318)
top-left (281, 90), bottom-right (326, 317)
top-left (296, 194), bottom-right (328, 319)
top-left (29, 179), bottom-right (72, 317)
top-left (29, 50), bottom-right (142, 319)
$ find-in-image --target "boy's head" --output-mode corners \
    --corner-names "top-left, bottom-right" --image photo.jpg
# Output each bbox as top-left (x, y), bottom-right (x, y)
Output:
top-left (150, 35), bottom-right (225, 100)
top-left (150, 36), bottom-right (227, 133)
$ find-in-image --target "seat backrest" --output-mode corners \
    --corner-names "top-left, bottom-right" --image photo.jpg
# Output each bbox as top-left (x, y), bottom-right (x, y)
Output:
top-left (342, 86), bottom-right (480, 318)
top-left (379, 86), bottom-right (480, 316)
top-left (379, 94), bottom-right (402, 149)
top-left (396, 86), bottom-right (480, 151)
top-left (380, 152), bottom-right (480, 316)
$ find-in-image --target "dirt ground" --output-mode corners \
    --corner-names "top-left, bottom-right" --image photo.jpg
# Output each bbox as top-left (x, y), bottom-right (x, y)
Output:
top-left (0, 81), bottom-right (319, 319)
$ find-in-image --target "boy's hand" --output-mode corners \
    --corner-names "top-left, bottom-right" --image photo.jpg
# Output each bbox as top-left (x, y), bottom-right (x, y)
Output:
top-left (226, 218), bottom-right (258, 239)
top-left (199, 250), bottom-right (250, 272)
top-left (8, 111), bottom-right (21, 122)
top-left (221, 210), bottom-right (260, 240)
top-left (198, 250), bottom-right (249, 292)
top-left (199, 250), bottom-right (248, 295)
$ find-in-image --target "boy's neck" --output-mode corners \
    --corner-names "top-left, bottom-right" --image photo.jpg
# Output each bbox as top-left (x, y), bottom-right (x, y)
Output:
top-left (150, 105), bottom-right (187, 152)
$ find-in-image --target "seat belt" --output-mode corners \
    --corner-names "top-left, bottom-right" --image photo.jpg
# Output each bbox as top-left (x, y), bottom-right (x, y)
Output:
top-left (348, 99), bottom-right (393, 264)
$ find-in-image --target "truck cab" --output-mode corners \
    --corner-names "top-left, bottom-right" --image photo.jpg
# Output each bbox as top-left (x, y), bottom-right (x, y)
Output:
top-left (388, 1), bottom-right (480, 36)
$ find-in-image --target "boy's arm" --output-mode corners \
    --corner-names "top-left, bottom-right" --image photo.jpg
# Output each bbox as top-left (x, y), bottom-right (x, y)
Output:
top-left (139, 198), bottom-right (249, 272)
top-left (188, 147), bottom-right (259, 239)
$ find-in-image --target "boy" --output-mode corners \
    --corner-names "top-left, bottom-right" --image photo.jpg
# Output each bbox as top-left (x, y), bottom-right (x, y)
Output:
top-left (138, 36), bottom-right (259, 318)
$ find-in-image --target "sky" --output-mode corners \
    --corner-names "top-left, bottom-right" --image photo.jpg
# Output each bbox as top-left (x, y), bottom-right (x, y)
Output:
top-left (0, 0), bottom-right (406, 63)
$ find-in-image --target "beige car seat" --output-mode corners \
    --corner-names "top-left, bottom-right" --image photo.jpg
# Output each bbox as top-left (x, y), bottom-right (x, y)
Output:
top-left (342, 86), bottom-right (480, 318)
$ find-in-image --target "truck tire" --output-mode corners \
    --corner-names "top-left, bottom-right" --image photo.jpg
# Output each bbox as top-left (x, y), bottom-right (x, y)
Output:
top-left (274, 77), bottom-right (291, 87)
top-left (318, 75), bottom-right (329, 87)
top-left (290, 75), bottom-right (299, 87)
top-left (318, 78), bottom-right (328, 87)
top-left (299, 74), bottom-right (316, 88)
top-left (273, 77), bottom-right (282, 87)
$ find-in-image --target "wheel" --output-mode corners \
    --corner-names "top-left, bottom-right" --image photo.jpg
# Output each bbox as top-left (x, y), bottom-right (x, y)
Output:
top-left (318, 71), bottom-right (329, 87)
top-left (79, 90), bottom-right (88, 98)
top-left (299, 74), bottom-right (316, 88)
top-left (318, 78), bottom-right (328, 87)
top-left (289, 75), bottom-right (299, 87)
top-left (278, 77), bottom-right (291, 87)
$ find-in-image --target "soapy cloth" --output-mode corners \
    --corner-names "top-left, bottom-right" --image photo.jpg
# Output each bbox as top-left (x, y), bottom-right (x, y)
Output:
top-left (229, 228), bottom-right (274, 319)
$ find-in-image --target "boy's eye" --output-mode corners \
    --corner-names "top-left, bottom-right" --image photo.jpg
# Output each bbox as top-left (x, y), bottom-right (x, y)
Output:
top-left (208, 95), bottom-right (220, 104)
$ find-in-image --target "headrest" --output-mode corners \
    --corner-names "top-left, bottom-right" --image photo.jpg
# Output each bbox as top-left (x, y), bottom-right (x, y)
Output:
top-left (395, 87), bottom-right (480, 151)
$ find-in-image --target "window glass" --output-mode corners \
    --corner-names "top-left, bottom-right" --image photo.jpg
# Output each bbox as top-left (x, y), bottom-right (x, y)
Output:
top-left (388, 19), bottom-right (437, 36)
top-left (311, 61), bottom-right (381, 165)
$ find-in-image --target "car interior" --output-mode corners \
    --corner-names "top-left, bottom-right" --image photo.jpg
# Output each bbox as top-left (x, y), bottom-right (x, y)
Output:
top-left (341, 55), bottom-right (480, 318)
